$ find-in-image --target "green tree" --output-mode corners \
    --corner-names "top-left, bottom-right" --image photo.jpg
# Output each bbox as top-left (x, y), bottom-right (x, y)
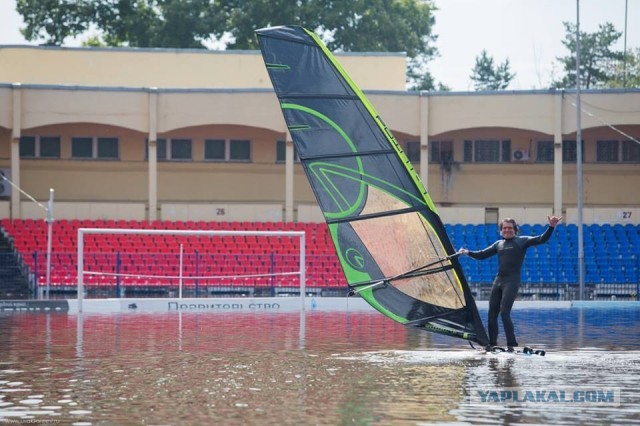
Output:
top-left (98, 0), bottom-right (224, 48)
top-left (16, 0), bottom-right (443, 90)
top-left (605, 47), bottom-right (640, 88)
top-left (18, 0), bottom-right (227, 48)
top-left (17, 0), bottom-right (93, 45)
top-left (216, 0), bottom-right (324, 49)
top-left (553, 22), bottom-right (625, 89)
top-left (469, 49), bottom-right (515, 90)
top-left (197, 0), bottom-right (442, 90)
top-left (323, 0), bottom-right (440, 90)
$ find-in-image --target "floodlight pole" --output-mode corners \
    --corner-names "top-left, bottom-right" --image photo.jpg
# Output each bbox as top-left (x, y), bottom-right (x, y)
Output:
top-left (623, 0), bottom-right (628, 87)
top-left (576, 0), bottom-right (585, 300)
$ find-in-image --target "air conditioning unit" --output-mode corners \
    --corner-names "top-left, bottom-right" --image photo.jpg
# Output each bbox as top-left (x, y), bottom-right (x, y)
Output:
top-left (0, 168), bottom-right (11, 197)
top-left (512, 150), bottom-right (530, 162)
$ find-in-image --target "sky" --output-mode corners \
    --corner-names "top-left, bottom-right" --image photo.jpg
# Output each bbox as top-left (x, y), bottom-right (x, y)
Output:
top-left (0, 0), bottom-right (638, 91)
top-left (430, 0), bottom-right (639, 90)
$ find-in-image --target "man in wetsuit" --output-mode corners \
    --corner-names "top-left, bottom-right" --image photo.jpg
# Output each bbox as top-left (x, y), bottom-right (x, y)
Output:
top-left (457, 215), bottom-right (562, 351)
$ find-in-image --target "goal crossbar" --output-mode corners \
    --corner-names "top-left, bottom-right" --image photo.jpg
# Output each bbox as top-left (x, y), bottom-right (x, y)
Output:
top-left (77, 228), bottom-right (306, 313)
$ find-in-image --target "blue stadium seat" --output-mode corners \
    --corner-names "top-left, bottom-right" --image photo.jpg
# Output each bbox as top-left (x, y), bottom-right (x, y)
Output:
top-left (444, 223), bottom-right (638, 289)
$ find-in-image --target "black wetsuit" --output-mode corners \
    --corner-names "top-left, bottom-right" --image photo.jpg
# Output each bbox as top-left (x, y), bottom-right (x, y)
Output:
top-left (468, 226), bottom-right (554, 347)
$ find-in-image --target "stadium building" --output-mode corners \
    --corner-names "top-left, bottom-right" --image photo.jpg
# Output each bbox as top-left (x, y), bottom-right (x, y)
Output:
top-left (0, 45), bottom-right (638, 225)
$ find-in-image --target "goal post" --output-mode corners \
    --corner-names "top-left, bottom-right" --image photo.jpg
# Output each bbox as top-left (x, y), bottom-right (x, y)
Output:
top-left (77, 228), bottom-right (306, 313)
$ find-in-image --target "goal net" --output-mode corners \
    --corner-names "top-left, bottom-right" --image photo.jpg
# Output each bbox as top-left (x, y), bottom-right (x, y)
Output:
top-left (76, 228), bottom-right (306, 311)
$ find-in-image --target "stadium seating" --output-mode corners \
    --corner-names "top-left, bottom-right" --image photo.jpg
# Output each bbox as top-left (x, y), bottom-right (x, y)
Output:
top-left (445, 222), bottom-right (639, 292)
top-left (1, 219), bottom-right (638, 297)
top-left (0, 218), bottom-right (347, 293)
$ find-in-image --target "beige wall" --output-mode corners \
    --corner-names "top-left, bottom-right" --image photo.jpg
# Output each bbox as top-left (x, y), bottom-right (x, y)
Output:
top-left (0, 87), bottom-right (12, 129)
top-left (1, 88), bottom-right (638, 222)
top-left (157, 91), bottom-right (285, 133)
top-left (0, 46), bottom-right (406, 91)
top-left (20, 201), bottom-right (147, 221)
top-left (428, 93), bottom-right (556, 134)
top-left (161, 202), bottom-right (283, 222)
top-left (561, 92), bottom-right (640, 133)
top-left (21, 89), bottom-right (149, 132)
top-left (369, 93), bottom-right (420, 135)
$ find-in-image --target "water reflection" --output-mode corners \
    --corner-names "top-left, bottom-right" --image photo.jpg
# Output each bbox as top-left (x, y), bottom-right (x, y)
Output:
top-left (0, 308), bottom-right (638, 425)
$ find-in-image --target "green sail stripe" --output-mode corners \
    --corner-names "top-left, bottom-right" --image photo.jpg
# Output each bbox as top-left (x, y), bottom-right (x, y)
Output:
top-left (265, 63), bottom-right (290, 70)
top-left (308, 162), bottom-right (429, 208)
top-left (288, 124), bottom-right (310, 131)
top-left (315, 166), bottom-right (352, 211)
top-left (281, 103), bottom-right (367, 219)
top-left (326, 223), bottom-right (407, 323)
top-left (326, 222), bottom-right (370, 286)
top-left (359, 286), bottom-right (408, 323)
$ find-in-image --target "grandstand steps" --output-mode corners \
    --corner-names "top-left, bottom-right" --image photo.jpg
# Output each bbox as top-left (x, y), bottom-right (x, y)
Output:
top-left (0, 232), bottom-right (31, 299)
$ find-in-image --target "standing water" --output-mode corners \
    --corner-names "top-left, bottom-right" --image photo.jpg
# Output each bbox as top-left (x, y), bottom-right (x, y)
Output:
top-left (0, 306), bottom-right (638, 425)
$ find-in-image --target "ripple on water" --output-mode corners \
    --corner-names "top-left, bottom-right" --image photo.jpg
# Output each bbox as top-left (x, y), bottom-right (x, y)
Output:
top-left (69, 410), bottom-right (92, 415)
top-left (19, 399), bottom-right (43, 405)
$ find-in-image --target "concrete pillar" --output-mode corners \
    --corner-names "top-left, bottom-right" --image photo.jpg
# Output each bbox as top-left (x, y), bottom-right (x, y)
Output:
top-left (419, 92), bottom-right (430, 189)
top-left (285, 131), bottom-right (294, 222)
top-left (148, 88), bottom-right (158, 221)
top-left (554, 92), bottom-right (563, 217)
top-left (10, 83), bottom-right (21, 219)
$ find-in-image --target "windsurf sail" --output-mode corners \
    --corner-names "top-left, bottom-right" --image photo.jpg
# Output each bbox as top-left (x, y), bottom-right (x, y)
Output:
top-left (256, 25), bottom-right (489, 347)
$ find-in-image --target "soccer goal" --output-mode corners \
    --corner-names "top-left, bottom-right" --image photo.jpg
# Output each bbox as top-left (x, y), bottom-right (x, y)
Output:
top-left (76, 228), bottom-right (306, 313)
